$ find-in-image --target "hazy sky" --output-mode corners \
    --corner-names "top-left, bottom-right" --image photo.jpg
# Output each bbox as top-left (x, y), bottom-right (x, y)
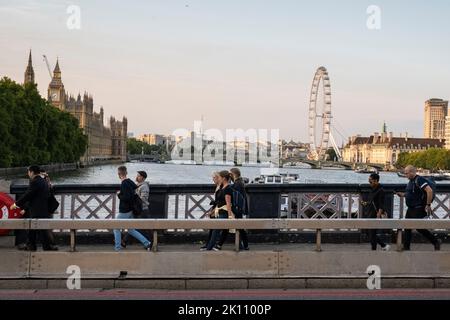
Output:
top-left (1, 0), bottom-right (449, 145)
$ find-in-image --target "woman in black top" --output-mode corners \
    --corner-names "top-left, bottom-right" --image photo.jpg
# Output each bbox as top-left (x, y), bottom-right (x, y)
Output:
top-left (200, 172), bottom-right (221, 250)
top-left (217, 168), bottom-right (249, 250)
top-left (205, 171), bottom-right (234, 251)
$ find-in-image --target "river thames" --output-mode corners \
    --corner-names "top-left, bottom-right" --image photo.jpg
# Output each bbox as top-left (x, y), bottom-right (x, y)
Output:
top-left (2, 162), bottom-right (440, 186)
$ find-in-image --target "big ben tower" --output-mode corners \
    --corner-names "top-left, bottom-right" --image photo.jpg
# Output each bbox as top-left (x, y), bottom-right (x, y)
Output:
top-left (48, 59), bottom-right (66, 110)
top-left (24, 50), bottom-right (35, 85)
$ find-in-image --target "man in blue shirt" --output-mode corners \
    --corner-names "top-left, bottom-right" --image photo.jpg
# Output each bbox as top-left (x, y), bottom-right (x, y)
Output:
top-left (397, 165), bottom-right (440, 251)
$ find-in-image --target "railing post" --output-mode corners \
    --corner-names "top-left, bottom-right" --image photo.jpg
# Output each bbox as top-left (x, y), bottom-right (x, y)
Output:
top-left (70, 229), bottom-right (76, 252)
top-left (235, 230), bottom-right (240, 252)
top-left (316, 229), bottom-right (322, 252)
top-left (396, 229), bottom-right (403, 252)
top-left (152, 230), bottom-right (158, 252)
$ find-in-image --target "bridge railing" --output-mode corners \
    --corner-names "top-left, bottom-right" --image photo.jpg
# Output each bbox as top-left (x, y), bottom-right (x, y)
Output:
top-left (1, 218), bottom-right (449, 252)
top-left (9, 183), bottom-right (450, 233)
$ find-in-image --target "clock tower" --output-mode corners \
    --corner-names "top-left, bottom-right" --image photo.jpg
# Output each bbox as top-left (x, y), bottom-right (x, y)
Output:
top-left (48, 59), bottom-right (66, 110)
top-left (24, 50), bottom-right (35, 85)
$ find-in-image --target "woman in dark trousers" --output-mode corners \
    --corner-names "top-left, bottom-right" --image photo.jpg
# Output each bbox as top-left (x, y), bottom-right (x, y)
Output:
top-left (200, 172), bottom-right (222, 250)
top-left (205, 171), bottom-right (235, 251)
top-left (41, 172), bottom-right (58, 250)
top-left (217, 168), bottom-right (249, 250)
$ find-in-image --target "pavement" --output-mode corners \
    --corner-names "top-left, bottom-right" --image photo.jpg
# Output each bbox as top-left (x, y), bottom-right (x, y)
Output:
top-left (0, 288), bottom-right (450, 300)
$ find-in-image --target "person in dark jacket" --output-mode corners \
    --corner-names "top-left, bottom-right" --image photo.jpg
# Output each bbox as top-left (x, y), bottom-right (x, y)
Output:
top-left (113, 166), bottom-right (151, 251)
top-left (362, 173), bottom-right (390, 251)
top-left (10, 166), bottom-right (53, 251)
top-left (217, 168), bottom-right (249, 251)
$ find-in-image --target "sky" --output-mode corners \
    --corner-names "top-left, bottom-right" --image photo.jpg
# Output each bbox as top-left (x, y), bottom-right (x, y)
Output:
top-left (1, 0), bottom-right (450, 145)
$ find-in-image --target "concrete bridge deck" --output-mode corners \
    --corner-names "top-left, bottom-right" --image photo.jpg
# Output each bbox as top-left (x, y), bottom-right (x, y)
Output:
top-left (1, 243), bottom-right (449, 290)
top-left (1, 288), bottom-right (450, 300)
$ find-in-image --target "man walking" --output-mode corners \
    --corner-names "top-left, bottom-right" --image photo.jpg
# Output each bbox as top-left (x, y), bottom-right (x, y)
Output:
top-left (113, 166), bottom-right (151, 251)
top-left (122, 170), bottom-right (151, 246)
top-left (363, 173), bottom-right (390, 251)
top-left (397, 165), bottom-right (441, 251)
top-left (10, 166), bottom-right (54, 251)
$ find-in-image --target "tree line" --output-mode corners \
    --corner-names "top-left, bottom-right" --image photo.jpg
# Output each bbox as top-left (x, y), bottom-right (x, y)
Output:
top-left (0, 77), bottom-right (87, 168)
top-left (396, 148), bottom-right (450, 171)
top-left (127, 138), bottom-right (169, 160)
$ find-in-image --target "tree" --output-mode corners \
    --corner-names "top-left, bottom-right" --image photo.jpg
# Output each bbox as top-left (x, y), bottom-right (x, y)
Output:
top-left (0, 77), bottom-right (87, 168)
top-left (395, 148), bottom-right (450, 171)
top-left (127, 138), bottom-right (169, 160)
top-left (325, 148), bottom-right (337, 161)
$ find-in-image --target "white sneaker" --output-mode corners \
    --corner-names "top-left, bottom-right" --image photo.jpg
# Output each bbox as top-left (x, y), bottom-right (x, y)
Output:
top-left (381, 244), bottom-right (391, 251)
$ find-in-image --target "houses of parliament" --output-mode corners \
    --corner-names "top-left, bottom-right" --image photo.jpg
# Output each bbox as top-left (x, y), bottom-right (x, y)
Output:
top-left (24, 50), bottom-right (127, 163)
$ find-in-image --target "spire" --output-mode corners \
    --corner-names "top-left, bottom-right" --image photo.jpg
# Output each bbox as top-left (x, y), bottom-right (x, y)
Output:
top-left (54, 58), bottom-right (61, 73)
top-left (24, 49), bottom-right (35, 85)
top-left (382, 121), bottom-right (387, 134)
top-left (28, 50), bottom-right (32, 66)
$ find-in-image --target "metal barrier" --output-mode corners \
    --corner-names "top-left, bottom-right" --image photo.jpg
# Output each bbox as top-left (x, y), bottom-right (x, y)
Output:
top-left (9, 184), bottom-right (450, 224)
top-left (1, 218), bottom-right (449, 253)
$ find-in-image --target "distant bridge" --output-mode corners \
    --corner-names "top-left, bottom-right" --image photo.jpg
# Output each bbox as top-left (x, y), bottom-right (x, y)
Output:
top-left (127, 154), bottom-right (161, 162)
top-left (281, 158), bottom-right (385, 170)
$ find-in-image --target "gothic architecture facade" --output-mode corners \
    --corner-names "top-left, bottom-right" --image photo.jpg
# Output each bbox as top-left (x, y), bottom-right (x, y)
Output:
top-left (24, 51), bottom-right (127, 163)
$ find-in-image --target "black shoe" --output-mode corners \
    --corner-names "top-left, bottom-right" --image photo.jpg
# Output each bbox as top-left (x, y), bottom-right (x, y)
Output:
top-left (17, 243), bottom-right (28, 251)
top-left (25, 245), bottom-right (37, 252)
top-left (434, 240), bottom-right (442, 251)
top-left (43, 246), bottom-right (58, 251)
top-left (403, 246), bottom-right (410, 251)
top-left (213, 245), bottom-right (222, 251)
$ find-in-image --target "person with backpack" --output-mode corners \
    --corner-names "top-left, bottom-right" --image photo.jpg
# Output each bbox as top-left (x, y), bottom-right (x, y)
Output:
top-left (205, 170), bottom-right (234, 251)
top-left (216, 168), bottom-right (249, 250)
top-left (396, 165), bottom-right (441, 251)
top-left (113, 166), bottom-right (151, 252)
top-left (121, 170), bottom-right (151, 248)
top-left (361, 173), bottom-right (390, 251)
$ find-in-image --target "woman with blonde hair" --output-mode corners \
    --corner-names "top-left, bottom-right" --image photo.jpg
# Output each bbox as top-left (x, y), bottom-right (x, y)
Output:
top-left (205, 170), bottom-right (234, 251)
top-left (200, 172), bottom-right (222, 250)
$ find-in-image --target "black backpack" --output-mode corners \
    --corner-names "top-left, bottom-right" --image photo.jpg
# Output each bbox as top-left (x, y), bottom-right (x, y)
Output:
top-left (132, 193), bottom-right (143, 216)
top-left (231, 187), bottom-right (246, 218)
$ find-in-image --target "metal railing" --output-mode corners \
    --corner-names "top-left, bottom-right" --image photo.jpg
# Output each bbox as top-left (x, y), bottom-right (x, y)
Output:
top-left (1, 218), bottom-right (449, 253)
top-left (9, 183), bottom-right (450, 222)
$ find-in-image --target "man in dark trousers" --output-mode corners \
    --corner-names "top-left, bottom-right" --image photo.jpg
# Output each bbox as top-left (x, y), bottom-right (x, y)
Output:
top-left (397, 165), bottom-right (441, 251)
top-left (363, 173), bottom-right (390, 251)
top-left (10, 166), bottom-right (54, 251)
